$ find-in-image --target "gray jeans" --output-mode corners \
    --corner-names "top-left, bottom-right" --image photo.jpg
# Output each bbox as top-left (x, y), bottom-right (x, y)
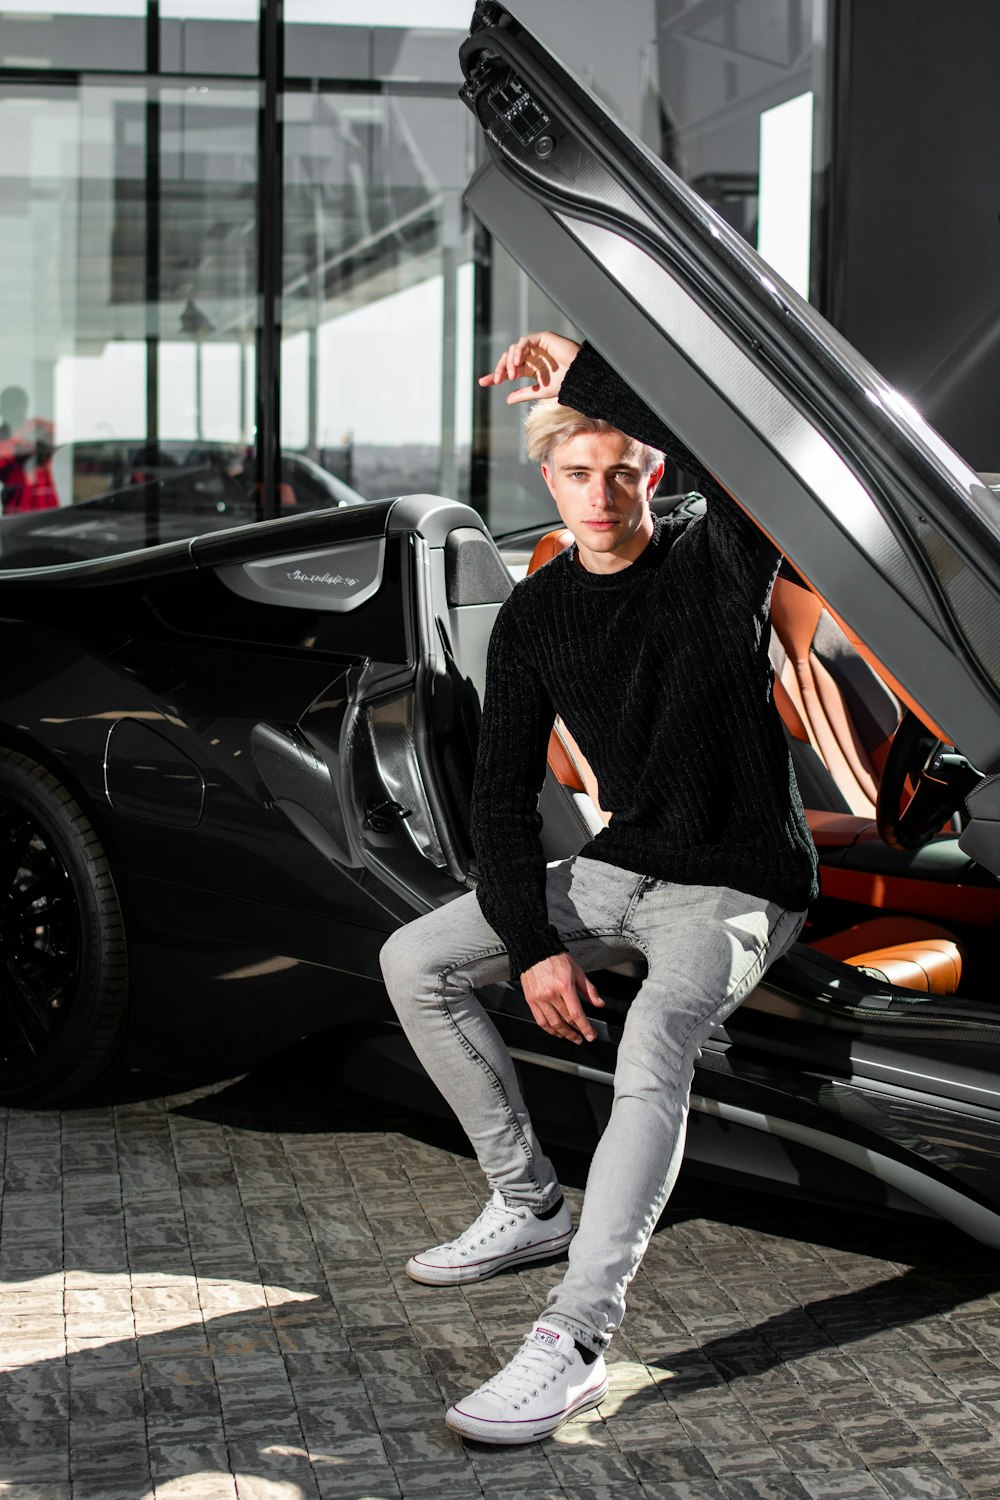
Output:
top-left (379, 854), bottom-right (805, 1351)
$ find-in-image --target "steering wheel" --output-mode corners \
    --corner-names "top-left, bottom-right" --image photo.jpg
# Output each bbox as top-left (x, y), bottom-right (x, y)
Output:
top-left (876, 709), bottom-right (982, 851)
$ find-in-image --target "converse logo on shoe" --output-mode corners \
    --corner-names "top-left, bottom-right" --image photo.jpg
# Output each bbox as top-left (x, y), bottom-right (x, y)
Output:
top-left (531, 1325), bottom-right (562, 1347)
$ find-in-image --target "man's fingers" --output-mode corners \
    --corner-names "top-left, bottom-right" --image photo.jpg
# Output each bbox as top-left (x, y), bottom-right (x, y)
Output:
top-left (583, 976), bottom-right (605, 1008)
top-left (479, 337), bottom-right (564, 394)
top-left (568, 1009), bottom-right (597, 1043)
top-left (521, 348), bottom-right (555, 384)
top-left (480, 350), bottom-right (526, 388)
top-left (551, 989), bottom-right (596, 1043)
top-left (508, 335), bottom-right (538, 381)
top-left (486, 345), bottom-right (514, 385)
top-left (526, 985), bottom-right (591, 1043)
top-left (528, 998), bottom-right (584, 1044)
top-left (521, 960), bottom-right (608, 1041)
top-left (500, 350), bottom-right (560, 405)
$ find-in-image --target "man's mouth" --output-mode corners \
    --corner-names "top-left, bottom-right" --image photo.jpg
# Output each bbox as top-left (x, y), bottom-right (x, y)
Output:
top-left (585, 519), bottom-right (620, 529)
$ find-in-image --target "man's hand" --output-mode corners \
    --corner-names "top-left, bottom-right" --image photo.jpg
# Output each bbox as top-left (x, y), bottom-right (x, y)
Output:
top-left (479, 331), bottom-right (581, 405)
top-left (520, 952), bottom-right (604, 1043)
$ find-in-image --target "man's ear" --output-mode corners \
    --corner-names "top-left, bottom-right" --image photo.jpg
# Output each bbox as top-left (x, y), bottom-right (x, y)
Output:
top-left (540, 461), bottom-right (559, 501)
top-left (646, 461), bottom-right (665, 500)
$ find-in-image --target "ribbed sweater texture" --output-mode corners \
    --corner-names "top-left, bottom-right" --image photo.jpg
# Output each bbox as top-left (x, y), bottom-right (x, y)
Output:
top-left (471, 342), bottom-right (819, 978)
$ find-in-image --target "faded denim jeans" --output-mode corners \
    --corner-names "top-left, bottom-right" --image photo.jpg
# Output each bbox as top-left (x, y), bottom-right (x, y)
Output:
top-left (379, 854), bottom-right (806, 1352)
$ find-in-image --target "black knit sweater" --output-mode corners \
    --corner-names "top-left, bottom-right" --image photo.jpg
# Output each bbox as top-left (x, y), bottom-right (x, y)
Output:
top-left (471, 343), bottom-right (818, 978)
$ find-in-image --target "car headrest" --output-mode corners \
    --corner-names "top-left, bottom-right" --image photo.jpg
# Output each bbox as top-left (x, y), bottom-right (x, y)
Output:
top-left (527, 528), bottom-right (574, 576)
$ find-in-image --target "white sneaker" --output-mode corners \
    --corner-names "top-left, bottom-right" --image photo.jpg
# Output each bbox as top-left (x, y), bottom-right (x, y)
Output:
top-left (405, 1191), bottom-right (573, 1285)
top-left (445, 1321), bottom-right (608, 1443)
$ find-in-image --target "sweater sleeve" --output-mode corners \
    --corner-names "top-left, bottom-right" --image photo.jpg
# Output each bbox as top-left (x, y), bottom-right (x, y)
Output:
top-left (560, 340), bottom-right (679, 459)
top-left (470, 594), bottom-right (566, 980)
top-left (560, 341), bottom-right (780, 589)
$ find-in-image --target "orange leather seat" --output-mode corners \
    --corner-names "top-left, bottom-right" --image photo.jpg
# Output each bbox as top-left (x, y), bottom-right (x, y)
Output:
top-left (810, 917), bottom-right (963, 994)
top-left (528, 527), bottom-right (574, 572)
top-left (768, 578), bottom-right (896, 818)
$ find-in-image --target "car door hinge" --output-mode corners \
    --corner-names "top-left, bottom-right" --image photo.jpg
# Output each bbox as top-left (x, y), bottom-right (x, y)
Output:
top-left (363, 798), bottom-right (412, 834)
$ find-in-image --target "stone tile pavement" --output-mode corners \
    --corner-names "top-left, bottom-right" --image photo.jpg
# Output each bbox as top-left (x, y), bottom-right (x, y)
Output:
top-left (2, 1041), bottom-right (1000, 1500)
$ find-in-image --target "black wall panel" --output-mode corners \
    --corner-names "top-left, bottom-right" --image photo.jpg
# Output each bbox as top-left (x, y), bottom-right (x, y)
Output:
top-left (831, 0), bottom-right (1000, 471)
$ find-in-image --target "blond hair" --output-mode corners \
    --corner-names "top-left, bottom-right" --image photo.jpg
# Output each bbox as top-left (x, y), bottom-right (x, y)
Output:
top-left (523, 400), bottom-right (663, 475)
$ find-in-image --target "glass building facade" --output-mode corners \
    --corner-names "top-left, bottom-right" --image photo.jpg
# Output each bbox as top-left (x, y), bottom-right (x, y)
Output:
top-left (0, 0), bottom-right (830, 551)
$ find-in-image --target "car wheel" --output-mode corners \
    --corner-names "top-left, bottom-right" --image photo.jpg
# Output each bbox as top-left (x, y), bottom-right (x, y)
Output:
top-left (0, 748), bottom-right (128, 1103)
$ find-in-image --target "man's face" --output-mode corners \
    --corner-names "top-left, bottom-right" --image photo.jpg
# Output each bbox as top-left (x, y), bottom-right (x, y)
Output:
top-left (541, 429), bottom-right (662, 572)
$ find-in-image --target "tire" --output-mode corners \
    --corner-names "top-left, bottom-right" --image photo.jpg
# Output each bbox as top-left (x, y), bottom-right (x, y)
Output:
top-left (0, 748), bottom-right (128, 1103)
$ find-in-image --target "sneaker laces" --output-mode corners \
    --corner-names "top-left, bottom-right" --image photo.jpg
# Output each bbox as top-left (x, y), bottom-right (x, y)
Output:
top-left (435, 1192), bottom-right (524, 1257)
top-left (483, 1333), bottom-right (571, 1404)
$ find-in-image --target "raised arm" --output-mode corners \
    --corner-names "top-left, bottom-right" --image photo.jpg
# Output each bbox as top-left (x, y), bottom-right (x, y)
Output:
top-left (559, 341), bottom-right (783, 589)
top-left (479, 331), bottom-right (672, 451)
top-left (483, 332), bottom-right (773, 542)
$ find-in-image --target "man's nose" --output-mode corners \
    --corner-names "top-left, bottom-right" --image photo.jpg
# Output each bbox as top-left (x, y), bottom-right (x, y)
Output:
top-left (591, 476), bottom-right (615, 507)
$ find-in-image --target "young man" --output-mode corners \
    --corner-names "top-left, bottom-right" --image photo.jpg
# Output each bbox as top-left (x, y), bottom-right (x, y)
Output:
top-left (379, 331), bottom-right (818, 1444)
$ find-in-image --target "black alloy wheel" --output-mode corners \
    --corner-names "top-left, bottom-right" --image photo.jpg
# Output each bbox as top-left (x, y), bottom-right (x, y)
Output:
top-left (0, 749), bottom-right (128, 1103)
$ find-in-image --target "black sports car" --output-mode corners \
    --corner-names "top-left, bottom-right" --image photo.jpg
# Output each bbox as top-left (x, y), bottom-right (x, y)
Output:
top-left (0, 440), bottom-right (367, 569)
top-left (2, 4), bottom-right (1000, 1252)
